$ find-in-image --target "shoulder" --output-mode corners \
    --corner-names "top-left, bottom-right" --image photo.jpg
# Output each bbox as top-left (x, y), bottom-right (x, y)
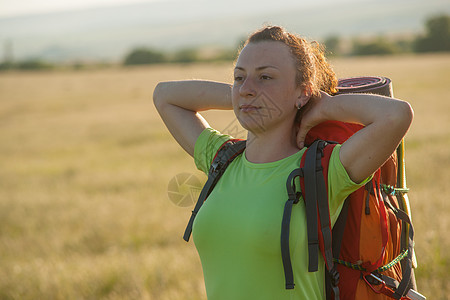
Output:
top-left (329, 145), bottom-right (372, 186)
top-left (194, 128), bottom-right (235, 174)
top-left (327, 144), bottom-right (372, 223)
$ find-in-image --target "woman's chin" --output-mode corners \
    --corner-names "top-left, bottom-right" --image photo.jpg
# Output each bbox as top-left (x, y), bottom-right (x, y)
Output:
top-left (237, 116), bottom-right (267, 134)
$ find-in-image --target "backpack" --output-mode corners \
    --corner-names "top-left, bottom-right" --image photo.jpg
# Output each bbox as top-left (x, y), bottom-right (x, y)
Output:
top-left (183, 77), bottom-right (424, 300)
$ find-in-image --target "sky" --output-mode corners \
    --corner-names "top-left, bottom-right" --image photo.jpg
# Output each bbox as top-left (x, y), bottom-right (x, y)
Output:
top-left (0, 0), bottom-right (163, 17)
top-left (0, 0), bottom-right (341, 18)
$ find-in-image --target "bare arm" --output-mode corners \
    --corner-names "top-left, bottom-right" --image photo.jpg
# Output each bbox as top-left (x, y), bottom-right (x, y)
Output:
top-left (153, 80), bottom-right (233, 157)
top-left (297, 92), bottom-right (414, 183)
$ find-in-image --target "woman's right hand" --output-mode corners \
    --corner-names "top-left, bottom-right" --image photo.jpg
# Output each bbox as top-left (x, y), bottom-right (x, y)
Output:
top-left (153, 80), bottom-right (232, 157)
top-left (296, 91), bottom-right (331, 149)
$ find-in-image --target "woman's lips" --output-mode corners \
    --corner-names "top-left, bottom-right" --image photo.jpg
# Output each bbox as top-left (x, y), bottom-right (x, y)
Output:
top-left (240, 105), bottom-right (260, 112)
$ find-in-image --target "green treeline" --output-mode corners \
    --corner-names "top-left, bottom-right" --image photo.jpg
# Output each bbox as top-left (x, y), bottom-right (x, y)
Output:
top-left (123, 14), bottom-right (450, 66)
top-left (1, 14), bottom-right (449, 71)
top-left (325, 14), bottom-right (450, 56)
top-left (122, 47), bottom-right (238, 66)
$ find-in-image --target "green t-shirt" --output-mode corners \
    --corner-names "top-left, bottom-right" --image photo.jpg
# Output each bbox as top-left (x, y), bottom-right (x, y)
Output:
top-left (193, 128), bottom-right (369, 300)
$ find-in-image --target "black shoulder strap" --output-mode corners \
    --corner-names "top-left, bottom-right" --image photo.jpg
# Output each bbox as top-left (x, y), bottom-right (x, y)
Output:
top-left (303, 140), bottom-right (340, 299)
top-left (183, 139), bottom-right (246, 242)
top-left (326, 197), bottom-right (349, 299)
top-left (281, 167), bottom-right (303, 289)
top-left (303, 140), bottom-right (321, 272)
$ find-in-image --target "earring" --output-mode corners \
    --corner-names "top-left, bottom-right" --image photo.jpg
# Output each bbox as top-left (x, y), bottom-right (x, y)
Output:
top-left (296, 104), bottom-right (302, 110)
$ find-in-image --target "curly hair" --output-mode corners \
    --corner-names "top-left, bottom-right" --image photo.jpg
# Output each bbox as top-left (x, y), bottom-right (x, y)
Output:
top-left (245, 25), bottom-right (338, 97)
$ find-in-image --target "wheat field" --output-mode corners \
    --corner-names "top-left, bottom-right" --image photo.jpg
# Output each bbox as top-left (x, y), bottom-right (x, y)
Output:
top-left (0, 54), bottom-right (449, 299)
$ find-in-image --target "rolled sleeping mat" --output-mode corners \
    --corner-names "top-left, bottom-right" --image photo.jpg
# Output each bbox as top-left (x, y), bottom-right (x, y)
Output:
top-left (336, 76), bottom-right (393, 97)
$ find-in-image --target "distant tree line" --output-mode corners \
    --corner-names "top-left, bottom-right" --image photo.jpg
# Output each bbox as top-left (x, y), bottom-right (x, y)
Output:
top-left (0, 59), bottom-right (54, 71)
top-left (1, 14), bottom-right (448, 71)
top-left (123, 14), bottom-right (450, 65)
top-left (324, 14), bottom-right (450, 56)
top-left (122, 46), bottom-right (238, 66)
top-left (415, 14), bottom-right (450, 52)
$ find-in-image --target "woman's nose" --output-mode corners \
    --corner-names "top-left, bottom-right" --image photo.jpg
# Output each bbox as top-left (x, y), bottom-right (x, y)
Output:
top-left (239, 77), bottom-right (257, 98)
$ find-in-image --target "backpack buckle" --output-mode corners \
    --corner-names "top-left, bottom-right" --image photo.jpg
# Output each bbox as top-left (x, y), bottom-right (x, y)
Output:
top-left (210, 160), bottom-right (223, 174)
top-left (317, 140), bottom-right (327, 157)
top-left (288, 191), bottom-right (301, 204)
top-left (286, 168), bottom-right (304, 204)
top-left (330, 268), bottom-right (340, 287)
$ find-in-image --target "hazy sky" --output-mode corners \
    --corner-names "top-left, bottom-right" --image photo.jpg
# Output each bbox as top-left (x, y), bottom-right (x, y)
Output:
top-left (0, 0), bottom-right (344, 18)
top-left (0, 0), bottom-right (163, 17)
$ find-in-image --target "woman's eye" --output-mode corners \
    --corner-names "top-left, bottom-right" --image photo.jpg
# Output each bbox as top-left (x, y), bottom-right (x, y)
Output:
top-left (261, 75), bottom-right (272, 80)
top-left (234, 75), bottom-right (243, 81)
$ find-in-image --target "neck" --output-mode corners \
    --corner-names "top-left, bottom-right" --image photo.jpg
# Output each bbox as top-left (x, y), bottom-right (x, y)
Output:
top-left (245, 124), bottom-right (300, 163)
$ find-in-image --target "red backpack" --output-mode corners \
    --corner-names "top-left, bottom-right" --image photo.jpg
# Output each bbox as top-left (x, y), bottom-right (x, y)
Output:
top-left (183, 77), bottom-right (424, 300)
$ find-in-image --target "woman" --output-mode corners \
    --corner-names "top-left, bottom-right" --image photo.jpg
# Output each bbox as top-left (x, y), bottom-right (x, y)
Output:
top-left (153, 26), bottom-right (413, 299)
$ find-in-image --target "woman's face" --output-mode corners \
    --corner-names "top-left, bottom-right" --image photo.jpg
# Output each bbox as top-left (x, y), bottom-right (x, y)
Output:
top-left (232, 41), bottom-right (302, 134)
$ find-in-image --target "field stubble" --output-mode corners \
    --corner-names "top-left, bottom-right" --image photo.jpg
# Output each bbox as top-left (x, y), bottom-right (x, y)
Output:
top-left (0, 54), bottom-right (449, 299)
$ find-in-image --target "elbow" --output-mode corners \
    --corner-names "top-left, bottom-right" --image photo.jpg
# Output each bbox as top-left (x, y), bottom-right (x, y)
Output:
top-left (152, 82), bottom-right (164, 109)
top-left (387, 100), bottom-right (414, 136)
top-left (399, 100), bottom-right (414, 132)
top-left (153, 81), bottom-right (171, 110)
top-left (406, 101), bottom-right (414, 122)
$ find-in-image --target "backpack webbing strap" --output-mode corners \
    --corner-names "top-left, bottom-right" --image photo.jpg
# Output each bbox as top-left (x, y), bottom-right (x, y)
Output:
top-left (183, 139), bottom-right (246, 242)
top-left (326, 198), bottom-right (349, 300)
top-left (281, 168), bottom-right (304, 289)
top-left (331, 198), bottom-right (349, 260)
top-left (310, 140), bottom-right (340, 300)
top-left (303, 140), bottom-right (337, 273)
top-left (383, 196), bottom-right (415, 299)
top-left (315, 141), bottom-right (335, 270)
top-left (303, 140), bottom-right (321, 272)
top-left (393, 209), bottom-right (414, 299)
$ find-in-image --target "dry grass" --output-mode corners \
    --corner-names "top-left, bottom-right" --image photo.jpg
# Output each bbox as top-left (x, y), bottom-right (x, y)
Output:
top-left (0, 54), bottom-right (449, 299)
